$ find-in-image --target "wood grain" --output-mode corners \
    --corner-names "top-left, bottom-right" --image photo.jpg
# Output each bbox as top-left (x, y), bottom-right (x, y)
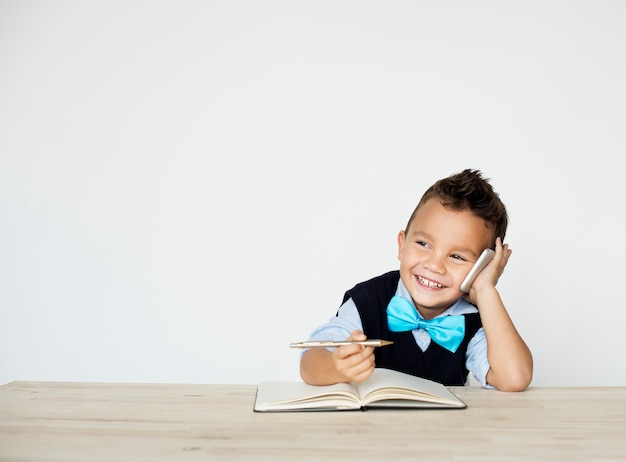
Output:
top-left (1, 381), bottom-right (625, 461)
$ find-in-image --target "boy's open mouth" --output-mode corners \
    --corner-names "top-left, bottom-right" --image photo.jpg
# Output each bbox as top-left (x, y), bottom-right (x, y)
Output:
top-left (417, 275), bottom-right (445, 289)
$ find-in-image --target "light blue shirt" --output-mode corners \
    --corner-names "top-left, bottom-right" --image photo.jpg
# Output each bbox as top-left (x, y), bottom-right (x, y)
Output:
top-left (307, 278), bottom-right (493, 388)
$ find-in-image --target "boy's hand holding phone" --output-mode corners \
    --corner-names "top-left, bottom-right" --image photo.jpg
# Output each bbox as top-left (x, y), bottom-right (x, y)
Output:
top-left (460, 248), bottom-right (496, 293)
top-left (462, 238), bottom-right (512, 302)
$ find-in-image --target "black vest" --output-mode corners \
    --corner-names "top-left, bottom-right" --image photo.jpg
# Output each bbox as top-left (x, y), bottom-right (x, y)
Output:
top-left (342, 271), bottom-right (482, 386)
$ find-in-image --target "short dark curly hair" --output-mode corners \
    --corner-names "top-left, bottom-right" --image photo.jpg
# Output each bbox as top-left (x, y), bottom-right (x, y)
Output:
top-left (405, 169), bottom-right (508, 244)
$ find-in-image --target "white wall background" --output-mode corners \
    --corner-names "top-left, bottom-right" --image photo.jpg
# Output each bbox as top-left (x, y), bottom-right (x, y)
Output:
top-left (1, 0), bottom-right (625, 387)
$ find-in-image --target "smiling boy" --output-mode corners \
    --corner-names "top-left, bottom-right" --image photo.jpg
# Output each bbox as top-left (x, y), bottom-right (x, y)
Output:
top-left (300, 169), bottom-right (533, 391)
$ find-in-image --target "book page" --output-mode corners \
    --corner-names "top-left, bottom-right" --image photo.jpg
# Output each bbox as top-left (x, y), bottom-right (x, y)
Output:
top-left (254, 380), bottom-right (360, 411)
top-left (355, 368), bottom-right (464, 407)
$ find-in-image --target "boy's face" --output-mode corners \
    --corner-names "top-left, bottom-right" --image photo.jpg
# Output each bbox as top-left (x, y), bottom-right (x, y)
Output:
top-left (397, 198), bottom-right (494, 319)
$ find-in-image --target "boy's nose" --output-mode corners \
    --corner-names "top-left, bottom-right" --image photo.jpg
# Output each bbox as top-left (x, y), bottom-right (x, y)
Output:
top-left (423, 253), bottom-right (446, 274)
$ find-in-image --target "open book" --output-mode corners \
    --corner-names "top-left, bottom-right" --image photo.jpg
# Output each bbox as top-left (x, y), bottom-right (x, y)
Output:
top-left (254, 367), bottom-right (466, 412)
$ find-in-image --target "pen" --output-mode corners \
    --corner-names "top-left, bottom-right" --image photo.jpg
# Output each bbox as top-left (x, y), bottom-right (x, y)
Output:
top-left (289, 339), bottom-right (394, 348)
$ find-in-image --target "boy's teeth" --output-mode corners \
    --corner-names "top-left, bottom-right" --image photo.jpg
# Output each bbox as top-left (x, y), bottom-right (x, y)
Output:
top-left (418, 276), bottom-right (444, 288)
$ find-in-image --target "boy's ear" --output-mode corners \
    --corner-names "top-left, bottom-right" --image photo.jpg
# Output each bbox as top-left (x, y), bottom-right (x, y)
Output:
top-left (397, 230), bottom-right (406, 260)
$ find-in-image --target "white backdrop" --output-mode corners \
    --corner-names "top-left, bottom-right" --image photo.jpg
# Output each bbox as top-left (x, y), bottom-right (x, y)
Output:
top-left (1, 0), bottom-right (625, 387)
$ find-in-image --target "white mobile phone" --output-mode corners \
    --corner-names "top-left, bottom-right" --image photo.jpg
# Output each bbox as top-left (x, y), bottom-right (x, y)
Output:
top-left (460, 248), bottom-right (495, 293)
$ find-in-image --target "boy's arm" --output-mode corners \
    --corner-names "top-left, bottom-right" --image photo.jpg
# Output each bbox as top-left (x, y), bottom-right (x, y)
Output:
top-left (475, 287), bottom-right (533, 391)
top-left (468, 239), bottom-right (533, 392)
top-left (300, 330), bottom-right (376, 385)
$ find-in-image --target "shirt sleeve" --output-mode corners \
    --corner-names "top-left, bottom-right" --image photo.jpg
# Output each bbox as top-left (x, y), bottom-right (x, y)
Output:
top-left (466, 327), bottom-right (494, 389)
top-left (305, 298), bottom-right (364, 345)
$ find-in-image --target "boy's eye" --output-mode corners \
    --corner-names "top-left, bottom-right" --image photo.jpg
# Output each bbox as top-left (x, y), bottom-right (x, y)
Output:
top-left (451, 254), bottom-right (468, 262)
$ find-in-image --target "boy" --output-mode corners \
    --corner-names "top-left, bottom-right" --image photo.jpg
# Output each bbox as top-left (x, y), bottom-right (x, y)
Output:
top-left (300, 169), bottom-right (533, 392)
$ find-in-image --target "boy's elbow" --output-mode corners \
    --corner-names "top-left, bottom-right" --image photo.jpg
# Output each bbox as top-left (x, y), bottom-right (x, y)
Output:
top-left (488, 349), bottom-right (534, 392)
top-left (498, 378), bottom-right (531, 392)
top-left (488, 363), bottom-right (533, 392)
top-left (495, 370), bottom-right (533, 392)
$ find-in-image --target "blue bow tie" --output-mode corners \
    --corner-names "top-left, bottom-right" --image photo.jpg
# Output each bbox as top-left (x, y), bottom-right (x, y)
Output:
top-left (386, 295), bottom-right (465, 353)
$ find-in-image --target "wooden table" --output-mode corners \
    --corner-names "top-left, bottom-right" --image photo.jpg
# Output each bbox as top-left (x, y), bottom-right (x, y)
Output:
top-left (1, 381), bottom-right (625, 461)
